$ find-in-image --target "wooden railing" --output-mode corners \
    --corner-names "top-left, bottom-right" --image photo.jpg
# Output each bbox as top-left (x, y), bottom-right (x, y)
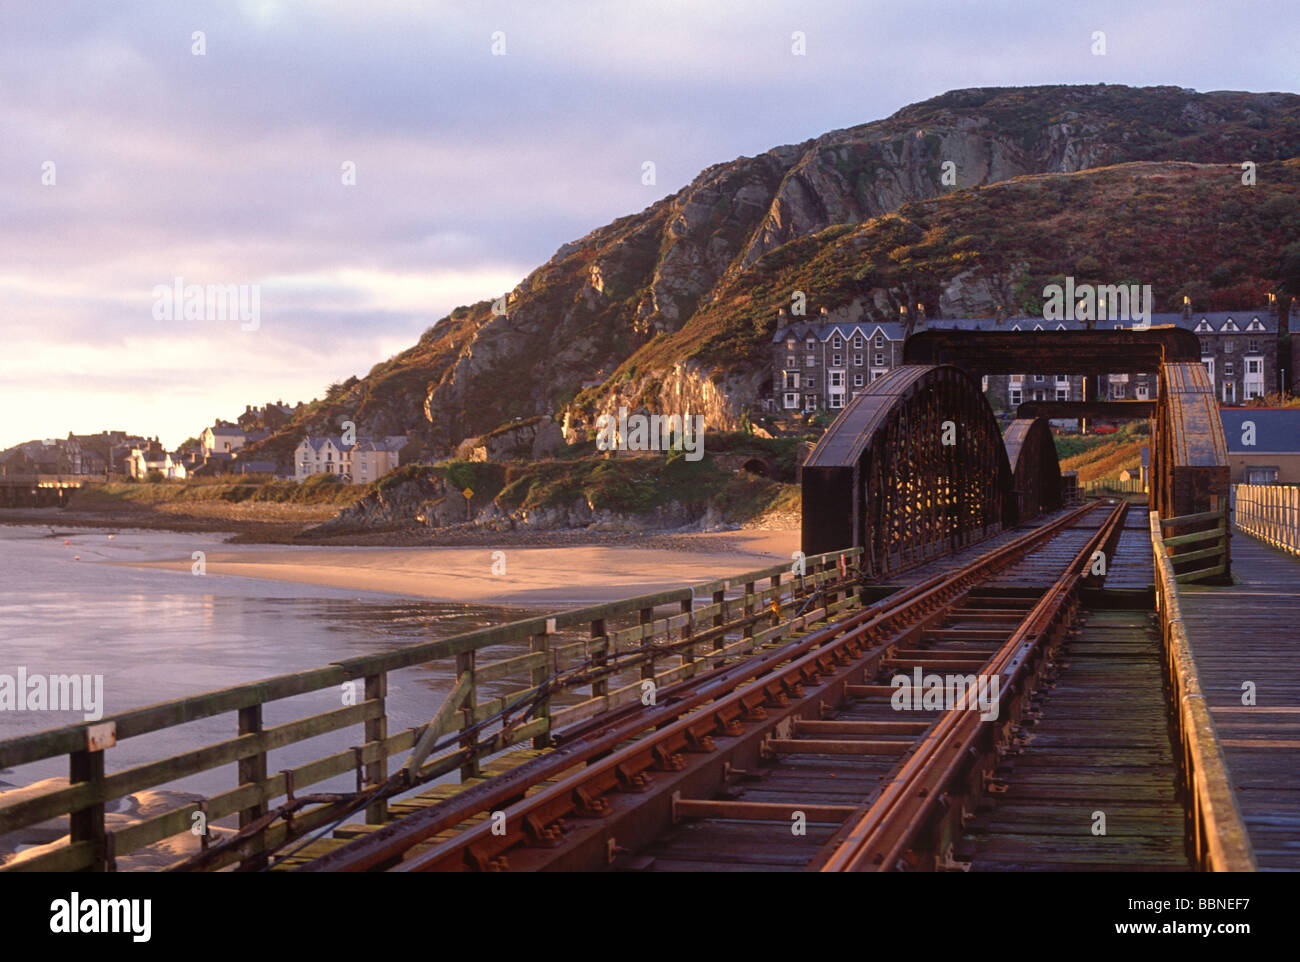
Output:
top-left (1233, 484), bottom-right (1300, 556)
top-left (1149, 512), bottom-right (1255, 872)
top-left (1081, 477), bottom-right (1145, 497)
top-left (0, 547), bottom-right (863, 872)
top-left (1159, 505), bottom-right (1229, 583)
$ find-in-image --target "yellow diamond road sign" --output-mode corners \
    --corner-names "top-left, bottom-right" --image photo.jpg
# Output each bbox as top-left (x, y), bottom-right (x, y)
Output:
top-left (462, 487), bottom-right (474, 500)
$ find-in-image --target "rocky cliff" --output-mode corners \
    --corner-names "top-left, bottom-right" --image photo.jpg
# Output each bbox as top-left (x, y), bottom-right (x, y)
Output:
top-left (243, 85), bottom-right (1300, 465)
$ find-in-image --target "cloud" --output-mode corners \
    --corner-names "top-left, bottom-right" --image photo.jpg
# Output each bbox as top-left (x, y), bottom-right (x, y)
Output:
top-left (2, 0), bottom-right (1298, 449)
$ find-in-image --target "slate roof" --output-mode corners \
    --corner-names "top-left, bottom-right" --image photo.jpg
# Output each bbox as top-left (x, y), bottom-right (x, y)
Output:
top-left (772, 312), bottom-right (1284, 343)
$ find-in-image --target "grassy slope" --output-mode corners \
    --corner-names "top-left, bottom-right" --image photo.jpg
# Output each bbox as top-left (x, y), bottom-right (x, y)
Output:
top-left (1056, 423), bottom-right (1150, 482)
top-left (604, 161), bottom-right (1300, 396)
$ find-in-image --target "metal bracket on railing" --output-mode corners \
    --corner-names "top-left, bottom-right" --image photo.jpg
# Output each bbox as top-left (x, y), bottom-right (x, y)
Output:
top-left (352, 746), bottom-right (366, 794)
top-left (281, 769), bottom-right (296, 834)
top-left (197, 798), bottom-right (210, 851)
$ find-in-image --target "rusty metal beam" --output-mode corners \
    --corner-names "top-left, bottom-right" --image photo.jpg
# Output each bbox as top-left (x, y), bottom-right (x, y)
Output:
top-left (1016, 400), bottom-right (1156, 420)
top-left (903, 326), bottom-right (1200, 374)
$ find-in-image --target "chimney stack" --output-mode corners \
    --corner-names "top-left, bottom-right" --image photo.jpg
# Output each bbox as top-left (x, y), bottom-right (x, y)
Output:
top-left (995, 304), bottom-right (1006, 326)
top-left (1280, 295), bottom-right (1291, 339)
top-left (1182, 295), bottom-right (1192, 320)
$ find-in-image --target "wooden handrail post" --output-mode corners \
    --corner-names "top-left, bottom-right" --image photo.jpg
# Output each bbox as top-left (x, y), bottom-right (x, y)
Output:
top-left (639, 606), bottom-right (655, 681)
top-left (364, 672), bottom-right (388, 823)
top-left (69, 740), bottom-right (108, 872)
top-left (591, 617), bottom-right (607, 700)
top-left (530, 621), bottom-right (553, 749)
top-left (679, 597), bottom-right (695, 671)
top-left (236, 704), bottom-right (268, 870)
top-left (742, 580), bottom-right (755, 642)
top-left (456, 652), bottom-right (479, 780)
top-left (712, 588), bottom-right (725, 663)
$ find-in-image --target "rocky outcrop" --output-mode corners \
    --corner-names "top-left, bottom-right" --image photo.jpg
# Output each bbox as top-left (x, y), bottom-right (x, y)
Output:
top-left (472, 498), bottom-right (734, 533)
top-left (456, 416), bottom-right (565, 462)
top-left (243, 86), bottom-right (1300, 463)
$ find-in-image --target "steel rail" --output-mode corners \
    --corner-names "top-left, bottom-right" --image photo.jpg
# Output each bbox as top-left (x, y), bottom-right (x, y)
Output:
top-left (300, 502), bottom-right (1101, 872)
top-left (817, 500), bottom-right (1128, 871)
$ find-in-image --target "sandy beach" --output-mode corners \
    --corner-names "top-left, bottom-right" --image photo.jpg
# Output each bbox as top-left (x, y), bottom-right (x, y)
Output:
top-left (119, 528), bottom-right (803, 605)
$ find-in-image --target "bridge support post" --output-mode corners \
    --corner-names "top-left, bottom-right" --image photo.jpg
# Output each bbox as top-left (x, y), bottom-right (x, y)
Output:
top-left (639, 606), bottom-right (654, 682)
top-left (236, 704), bottom-right (268, 869)
top-left (591, 617), bottom-right (608, 701)
top-left (364, 672), bottom-right (388, 822)
top-left (456, 652), bottom-right (479, 781)
top-left (69, 744), bottom-right (108, 872)
top-left (530, 627), bottom-right (552, 749)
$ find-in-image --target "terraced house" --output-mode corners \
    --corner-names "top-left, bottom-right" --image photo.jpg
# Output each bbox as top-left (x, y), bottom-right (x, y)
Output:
top-left (771, 304), bottom-right (1289, 414)
top-left (295, 434), bottom-right (407, 484)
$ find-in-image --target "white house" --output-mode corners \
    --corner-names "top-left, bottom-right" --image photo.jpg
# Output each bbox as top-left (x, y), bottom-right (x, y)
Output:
top-left (129, 447), bottom-right (187, 480)
top-left (295, 435), bottom-right (407, 483)
top-left (202, 424), bottom-right (249, 458)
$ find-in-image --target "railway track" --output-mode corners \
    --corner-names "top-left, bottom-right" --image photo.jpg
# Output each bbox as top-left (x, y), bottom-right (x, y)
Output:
top-left (298, 499), bottom-right (1181, 873)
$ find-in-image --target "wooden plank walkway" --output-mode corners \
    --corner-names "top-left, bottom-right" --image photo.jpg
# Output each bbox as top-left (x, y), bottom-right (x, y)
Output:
top-left (1178, 532), bottom-right (1300, 871)
top-left (964, 609), bottom-right (1189, 871)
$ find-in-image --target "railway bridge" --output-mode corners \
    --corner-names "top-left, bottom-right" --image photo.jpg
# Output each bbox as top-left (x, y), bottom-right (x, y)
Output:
top-left (0, 330), bottom-right (1295, 873)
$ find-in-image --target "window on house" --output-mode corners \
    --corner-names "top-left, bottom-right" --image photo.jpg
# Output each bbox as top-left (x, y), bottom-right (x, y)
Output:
top-left (1056, 388), bottom-right (1068, 401)
top-left (854, 354), bottom-right (863, 366)
top-left (783, 392), bottom-right (799, 409)
top-left (805, 395), bottom-right (818, 411)
top-left (1035, 375), bottom-right (1044, 383)
top-left (1246, 466), bottom-right (1278, 485)
top-left (829, 393), bottom-right (843, 409)
top-left (1249, 339), bottom-right (1260, 353)
top-left (871, 369), bottom-right (886, 381)
top-left (1224, 340), bottom-right (1234, 353)
top-left (853, 337), bottom-right (863, 349)
top-left (805, 376), bottom-right (816, 388)
top-left (1200, 339), bottom-right (1210, 353)
top-left (1247, 359), bottom-right (1261, 374)
top-left (830, 371), bottom-right (844, 387)
top-left (874, 353), bottom-right (884, 366)
top-left (875, 334), bottom-right (884, 348)
top-left (832, 336), bottom-right (843, 349)
top-left (805, 339), bottom-right (815, 350)
top-left (1225, 361), bottom-right (1235, 376)
top-left (1136, 384), bottom-right (1149, 400)
top-left (1113, 384), bottom-right (1125, 399)
top-left (806, 355), bottom-right (815, 366)
top-left (853, 373), bottom-right (864, 387)
top-left (786, 355), bottom-right (795, 367)
top-left (1010, 388), bottom-right (1022, 406)
top-left (832, 354), bottom-right (842, 367)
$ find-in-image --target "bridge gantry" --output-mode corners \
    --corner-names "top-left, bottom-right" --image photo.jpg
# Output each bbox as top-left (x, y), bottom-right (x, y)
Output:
top-left (802, 328), bottom-right (1234, 579)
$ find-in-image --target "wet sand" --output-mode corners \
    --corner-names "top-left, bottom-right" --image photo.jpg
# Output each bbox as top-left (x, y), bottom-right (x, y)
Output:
top-left (120, 529), bottom-right (803, 605)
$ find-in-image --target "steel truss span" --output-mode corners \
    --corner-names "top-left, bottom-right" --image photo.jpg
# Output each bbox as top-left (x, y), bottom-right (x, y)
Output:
top-left (1003, 417), bottom-right (1063, 521)
top-left (801, 364), bottom-right (1014, 578)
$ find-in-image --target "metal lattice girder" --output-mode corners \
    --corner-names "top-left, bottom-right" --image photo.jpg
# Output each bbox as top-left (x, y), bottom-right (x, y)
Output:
top-left (801, 365), bottom-right (1014, 579)
top-left (1003, 418), bottom-right (1063, 520)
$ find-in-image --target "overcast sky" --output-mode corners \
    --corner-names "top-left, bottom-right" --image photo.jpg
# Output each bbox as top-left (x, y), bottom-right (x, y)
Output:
top-left (4, 0), bottom-right (1298, 449)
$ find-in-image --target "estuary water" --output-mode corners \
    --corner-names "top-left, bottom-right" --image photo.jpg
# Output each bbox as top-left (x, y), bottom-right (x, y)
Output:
top-left (0, 523), bottom-right (540, 801)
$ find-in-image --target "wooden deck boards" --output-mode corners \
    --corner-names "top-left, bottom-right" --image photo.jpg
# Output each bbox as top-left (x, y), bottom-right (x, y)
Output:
top-left (1179, 532), bottom-right (1300, 871)
top-left (965, 609), bottom-right (1190, 871)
